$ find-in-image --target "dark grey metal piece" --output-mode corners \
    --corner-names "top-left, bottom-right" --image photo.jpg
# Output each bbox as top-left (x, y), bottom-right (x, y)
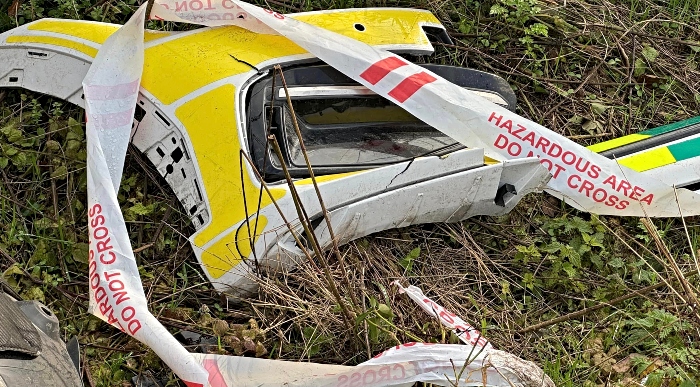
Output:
top-left (0, 291), bottom-right (82, 387)
top-left (0, 293), bottom-right (41, 356)
top-left (66, 337), bottom-right (81, 377)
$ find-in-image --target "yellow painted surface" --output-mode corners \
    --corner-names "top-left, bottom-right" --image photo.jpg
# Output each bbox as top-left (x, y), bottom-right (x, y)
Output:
top-left (587, 134), bottom-right (649, 153)
top-left (28, 19), bottom-right (118, 44)
top-left (293, 9), bottom-right (439, 47)
top-left (144, 30), bottom-right (176, 42)
top-left (6, 35), bottom-right (97, 57)
top-left (201, 216), bottom-right (267, 279)
top-left (618, 147), bottom-right (676, 172)
top-left (483, 156), bottom-right (499, 165)
top-left (294, 170), bottom-right (364, 185)
top-left (28, 19), bottom-right (173, 43)
top-left (175, 85), bottom-right (285, 252)
top-left (20, 10), bottom-right (443, 105)
top-left (142, 26), bottom-right (306, 105)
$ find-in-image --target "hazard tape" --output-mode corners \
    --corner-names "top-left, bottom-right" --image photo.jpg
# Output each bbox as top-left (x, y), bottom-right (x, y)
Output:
top-left (81, 0), bottom-right (699, 385)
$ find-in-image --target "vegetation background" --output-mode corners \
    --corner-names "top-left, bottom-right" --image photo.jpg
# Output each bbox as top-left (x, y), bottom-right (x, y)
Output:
top-left (1, 0), bottom-right (700, 385)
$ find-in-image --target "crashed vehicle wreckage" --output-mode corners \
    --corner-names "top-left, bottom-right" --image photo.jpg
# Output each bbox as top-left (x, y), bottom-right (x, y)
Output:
top-left (3, 9), bottom-right (699, 296)
top-left (0, 9), bottom-right (552, 295)
top-left (2, 2), bottom-right (700, 386)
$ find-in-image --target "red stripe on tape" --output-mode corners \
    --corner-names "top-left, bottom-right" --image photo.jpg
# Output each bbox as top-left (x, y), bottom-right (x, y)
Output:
top-left (360, 57), bottom-right (408, 85)
top-left (84, 80), bottom-right (139, 100)
top-left (387, 71), bottom-right (436, 103)
top-left (203, 359), bottom-right (229, 387)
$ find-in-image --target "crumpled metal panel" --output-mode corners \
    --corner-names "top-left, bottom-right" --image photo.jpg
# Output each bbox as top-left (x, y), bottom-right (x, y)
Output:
top-left (0, 293), bottom-right (41, 356)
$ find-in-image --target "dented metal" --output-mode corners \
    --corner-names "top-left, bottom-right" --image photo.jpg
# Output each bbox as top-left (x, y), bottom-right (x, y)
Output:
top-left (0, 10), bottom-right (550, 296)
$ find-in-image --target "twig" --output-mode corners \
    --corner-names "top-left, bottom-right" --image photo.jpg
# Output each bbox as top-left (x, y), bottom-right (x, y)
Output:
top-left (83, 0), bottom-right (112, 15)
top-left (144, 0), bottom-right (156, 20)
top-left (542, 61), bottom-right (604, 119)
top-left (583, 23), bottom-right (700, 47)
top-left (628, 35), bottom-right (635, 134)
top-left (568, 132), bottom-right (612, 139)
top-left (133, 243), bottom-right (154, 254)
top-left (520, 268), bottom-right (700, 333)
top-left (641, 218), bottom-right (700, 312)
top-left (276, 65), bottom-right (360, 310)
top-left (267, 135), bottom-right (356, 330)
top-left (239, 150), bottom-right (322, 274)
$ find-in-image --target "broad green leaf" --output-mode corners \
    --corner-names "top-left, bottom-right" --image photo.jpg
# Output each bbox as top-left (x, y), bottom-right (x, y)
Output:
top-left (641, 45), bottom-right (659, 62)
top-left (377, 303), bottom-right (394, 320)
top-left (633, 58), bottom-right (647, 77)
top-left (51, 165), bottom-right (68, 179)
top-left (72, 243), bottom-right (90, 265)
top-left (590, 102), bottom-right (609, 115)
top-left (22, 286), bottom-right (45, 303)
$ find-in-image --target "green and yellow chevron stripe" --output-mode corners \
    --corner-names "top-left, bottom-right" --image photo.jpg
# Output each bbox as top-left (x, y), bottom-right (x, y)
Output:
top-left (587, 116), bottom-right (700, 172)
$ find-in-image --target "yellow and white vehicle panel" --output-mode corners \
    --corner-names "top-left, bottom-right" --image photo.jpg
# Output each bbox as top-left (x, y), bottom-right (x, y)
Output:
top-left (0, 10), bottom-right (550, 295)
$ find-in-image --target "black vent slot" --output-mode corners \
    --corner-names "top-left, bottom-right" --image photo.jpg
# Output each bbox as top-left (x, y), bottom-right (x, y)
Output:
top-left (134, 104), bottom-right (146, 122)
top-left (8, 77), bottom-right (18, 83)
top-left (194, 179), bottom-right (203, 202)
top-left (154, 110), bottom-right (171, 126)
top-left (171, 147), bottom-right (183, 163)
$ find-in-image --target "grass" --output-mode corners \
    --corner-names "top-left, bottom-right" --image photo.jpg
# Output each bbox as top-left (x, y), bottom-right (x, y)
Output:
top-left (2, 0), bottom-right (700, 386)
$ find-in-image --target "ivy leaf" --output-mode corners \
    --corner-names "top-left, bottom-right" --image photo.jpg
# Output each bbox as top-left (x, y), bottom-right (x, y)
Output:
top-left (128, 202), bottom-right (155, 216)
top-left (51, 165), bottom-right (68, 179)
top-left (72, 243), bottom-right (90, 265)
top-left (608, 256), bottom-right (625, 268)
top-left (633, 58), bottom-right (647, 77)
top-left (562, 262), bottom-right (577, 277)
top-left (641, 45), bottom-right (659, 62)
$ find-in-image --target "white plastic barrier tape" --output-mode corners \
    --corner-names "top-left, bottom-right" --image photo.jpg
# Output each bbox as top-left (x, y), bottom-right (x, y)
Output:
top-left (148, 0), bottom-right (700, 217)
top-left (189, 343), bottom-right (554, 387)
top-left (84, 6), bottom-right (210, 385)
top-left (82, 0), bottom-right (700, 385)
top-left (393, 282), bottom-right (491, 348)
top-left (82, 12), bottom-right (553, 381)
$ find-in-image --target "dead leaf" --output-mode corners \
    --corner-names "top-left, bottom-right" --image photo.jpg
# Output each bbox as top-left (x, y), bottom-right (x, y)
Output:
top-left (612, 353), bottom-right (644, 374)
top-left (7, 0), bottom-right (19, 17)
top-left (636, 74), bottom-right (663, 88)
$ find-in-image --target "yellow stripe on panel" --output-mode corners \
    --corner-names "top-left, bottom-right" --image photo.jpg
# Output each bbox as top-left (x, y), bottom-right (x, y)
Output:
top-left (618, 147), bottom-right (677, 172)
top-left (6, 35), bottom-right (98, 57)
top-left (175, 85), bottom-right (285, 249)
top-left (586, 134), bottom-right (649, 153)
